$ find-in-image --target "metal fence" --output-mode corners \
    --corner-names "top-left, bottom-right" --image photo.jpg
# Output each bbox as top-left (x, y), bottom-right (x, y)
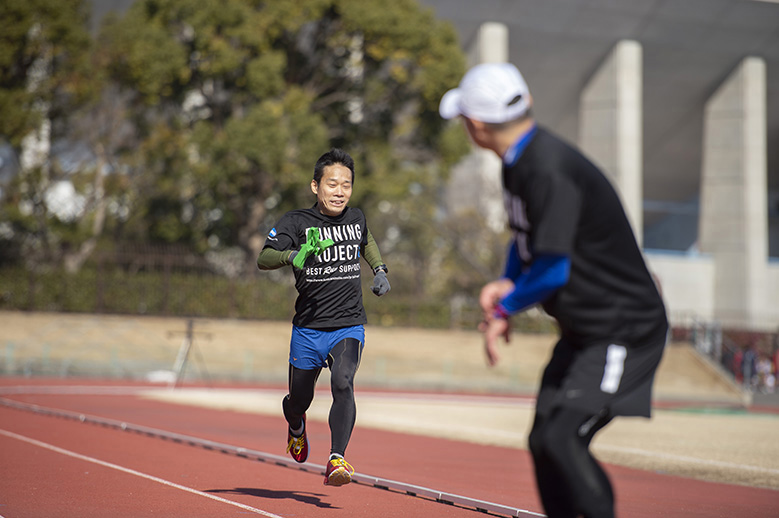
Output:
top-left (677, 315), bottom-right (778, 394)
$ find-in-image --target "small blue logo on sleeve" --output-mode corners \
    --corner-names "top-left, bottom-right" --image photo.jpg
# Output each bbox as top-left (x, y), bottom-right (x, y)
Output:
top-left (269, 228), bottom-right (277, 238)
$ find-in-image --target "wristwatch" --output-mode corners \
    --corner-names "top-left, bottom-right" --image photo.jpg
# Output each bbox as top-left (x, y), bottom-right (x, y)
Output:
top-left (373, 264), bottom-right (388, 275)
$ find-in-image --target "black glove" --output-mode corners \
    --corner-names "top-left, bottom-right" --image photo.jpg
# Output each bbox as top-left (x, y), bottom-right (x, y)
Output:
top-left (372, 270), bottom-right (390, 297)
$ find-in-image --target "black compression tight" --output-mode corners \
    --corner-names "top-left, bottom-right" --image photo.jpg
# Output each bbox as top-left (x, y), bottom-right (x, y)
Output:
top-left (282, 337), bottom-right (362, 457)
top-left (528, 407), bottom-right (614, 518)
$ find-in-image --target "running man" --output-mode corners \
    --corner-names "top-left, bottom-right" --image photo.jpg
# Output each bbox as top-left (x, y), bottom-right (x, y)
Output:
top-left (257, 148), bottom-right (391, 486)
top-left (440, 63), bottom-right (668, 517)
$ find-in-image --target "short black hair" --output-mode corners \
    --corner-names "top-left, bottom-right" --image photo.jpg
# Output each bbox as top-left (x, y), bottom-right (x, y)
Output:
top-left (313, 148), bottom-right (355, 184)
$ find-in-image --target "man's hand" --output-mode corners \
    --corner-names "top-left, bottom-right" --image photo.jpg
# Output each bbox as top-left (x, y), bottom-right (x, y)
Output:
top-left (478, 317), bottom-right (511, 367)
top-left (478, 279), bottom-right (514, 366)
top-left (479, 279), bottom-right (515, 320)
top-left (291, 243), bottom-right (315, 269)
top-left (371, 271), bottom-right (390, 296)
top-left (291, 228), bottom-right (335, 269)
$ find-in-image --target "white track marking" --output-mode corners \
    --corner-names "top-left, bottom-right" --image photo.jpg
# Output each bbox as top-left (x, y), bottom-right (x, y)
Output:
top-left (0, 429), bottom-right (284, 518)
top-left (5, 386), bottom-right (773, 477)
top-left (0, 398), bottom-right (544, 517)
top-left (596, 444), bottom-right (779, 476)
top-left (0, 385), bottom-right (153, 395)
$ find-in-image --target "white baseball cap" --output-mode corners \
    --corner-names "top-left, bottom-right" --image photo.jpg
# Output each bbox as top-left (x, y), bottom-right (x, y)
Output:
top-left (439, 62), bottom-right (531, 123)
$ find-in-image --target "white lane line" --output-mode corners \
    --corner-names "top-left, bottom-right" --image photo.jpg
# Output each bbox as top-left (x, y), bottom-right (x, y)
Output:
top-left (0, 429), bottom-right (284, 518)
top-left (1, 398), bottom-right (541, 517)
top-left (0, 385), bottom-right (154, 395)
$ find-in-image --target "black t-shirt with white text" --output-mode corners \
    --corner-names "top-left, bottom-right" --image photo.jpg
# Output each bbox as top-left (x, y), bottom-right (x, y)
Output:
top-left (262, 205), bottom-right (369, 329)
top-left (503, 127), bottom-right (668, 346)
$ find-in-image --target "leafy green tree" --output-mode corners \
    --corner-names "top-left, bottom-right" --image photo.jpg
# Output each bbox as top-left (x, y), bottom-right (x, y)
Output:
top-left (0, 0), bottom-right (92, 151)
top-left (99, 0), bottom-right (469, 275)
top-left (2, 0), bottom-right (483, 310)
top-left (0, 0), bottom-right (93, 267)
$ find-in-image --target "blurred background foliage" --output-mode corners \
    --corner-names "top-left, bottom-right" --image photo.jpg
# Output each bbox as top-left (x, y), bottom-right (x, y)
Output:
top-left (0, 0), bottom-right (534, 330)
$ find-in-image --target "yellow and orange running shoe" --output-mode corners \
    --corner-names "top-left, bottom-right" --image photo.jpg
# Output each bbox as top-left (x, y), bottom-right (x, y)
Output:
top-left (323, 457), bottom-right (354, 486)
top-left (286, 416), bottom-right (309, 463)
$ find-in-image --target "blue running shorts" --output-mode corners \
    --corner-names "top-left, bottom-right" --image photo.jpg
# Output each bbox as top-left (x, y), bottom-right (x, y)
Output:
top-left (289, 325), bottom-right (365, 369)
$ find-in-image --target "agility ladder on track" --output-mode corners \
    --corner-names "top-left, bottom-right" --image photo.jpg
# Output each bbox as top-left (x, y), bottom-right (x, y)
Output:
top-left (0, 396), bottom-right (545, 518)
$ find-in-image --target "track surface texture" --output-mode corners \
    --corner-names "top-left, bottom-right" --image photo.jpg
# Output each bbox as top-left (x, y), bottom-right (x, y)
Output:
top-left (1, 312), bottom-right (778, 516)
top-left (1, 378), bottom-right (777, 518)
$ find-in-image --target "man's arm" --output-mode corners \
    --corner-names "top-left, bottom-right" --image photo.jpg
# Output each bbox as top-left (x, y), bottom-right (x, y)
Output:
top-left (258, 227), bottom-right (335, 271)
top-left (361, 228), bottom-right (386, 271)
top-left (480, 253), bottom-right (569, 366)
top-left (502, 240), bottom-right (523, 280)
top-left (493, 253), bottom-right (570, 318)
top-left (257, 248), bottom-right (295, 270)
top-left (361, 228), bottom-right (390, 296)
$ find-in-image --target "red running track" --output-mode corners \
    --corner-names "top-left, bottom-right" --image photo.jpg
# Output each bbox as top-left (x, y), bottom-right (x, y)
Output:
top-left (0, 378), bottom-right (777, 518)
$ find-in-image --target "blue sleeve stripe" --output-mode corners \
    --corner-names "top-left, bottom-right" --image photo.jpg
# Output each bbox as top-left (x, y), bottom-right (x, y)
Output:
top-left (498, 254), bottom-right (570, 315)
top-left (502, 241), bottom-right (523, 279)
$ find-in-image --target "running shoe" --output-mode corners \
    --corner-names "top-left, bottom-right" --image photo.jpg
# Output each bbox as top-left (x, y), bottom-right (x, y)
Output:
top-left (323, 457), bottom-right (354, 486)
top-left (286, 416), bottom-right (309, 463)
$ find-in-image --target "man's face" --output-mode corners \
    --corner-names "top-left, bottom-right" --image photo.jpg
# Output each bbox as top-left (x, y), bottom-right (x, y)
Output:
top-left (311, 164), bottom-right (353, 216)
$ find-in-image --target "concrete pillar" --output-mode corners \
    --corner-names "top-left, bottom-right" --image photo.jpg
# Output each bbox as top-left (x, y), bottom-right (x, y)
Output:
top-left (579, 40), bottom-right (644, 245)
top-left (699, 57), bottom-right (769, 329)
top-left (468, 22), bottom-right (508, 65)
top-left (447, 22), bottom-right (508, 233)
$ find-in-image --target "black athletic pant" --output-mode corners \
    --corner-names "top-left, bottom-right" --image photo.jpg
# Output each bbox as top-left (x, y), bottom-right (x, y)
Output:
top-left (528, 406), bottom-right (614, 518)
top-left (282, 337), bottom-right (362, 457)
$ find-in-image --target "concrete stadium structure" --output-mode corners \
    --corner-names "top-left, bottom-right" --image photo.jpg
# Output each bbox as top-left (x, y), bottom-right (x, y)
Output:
top-left (422, 0), bottom-right (779, 331)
